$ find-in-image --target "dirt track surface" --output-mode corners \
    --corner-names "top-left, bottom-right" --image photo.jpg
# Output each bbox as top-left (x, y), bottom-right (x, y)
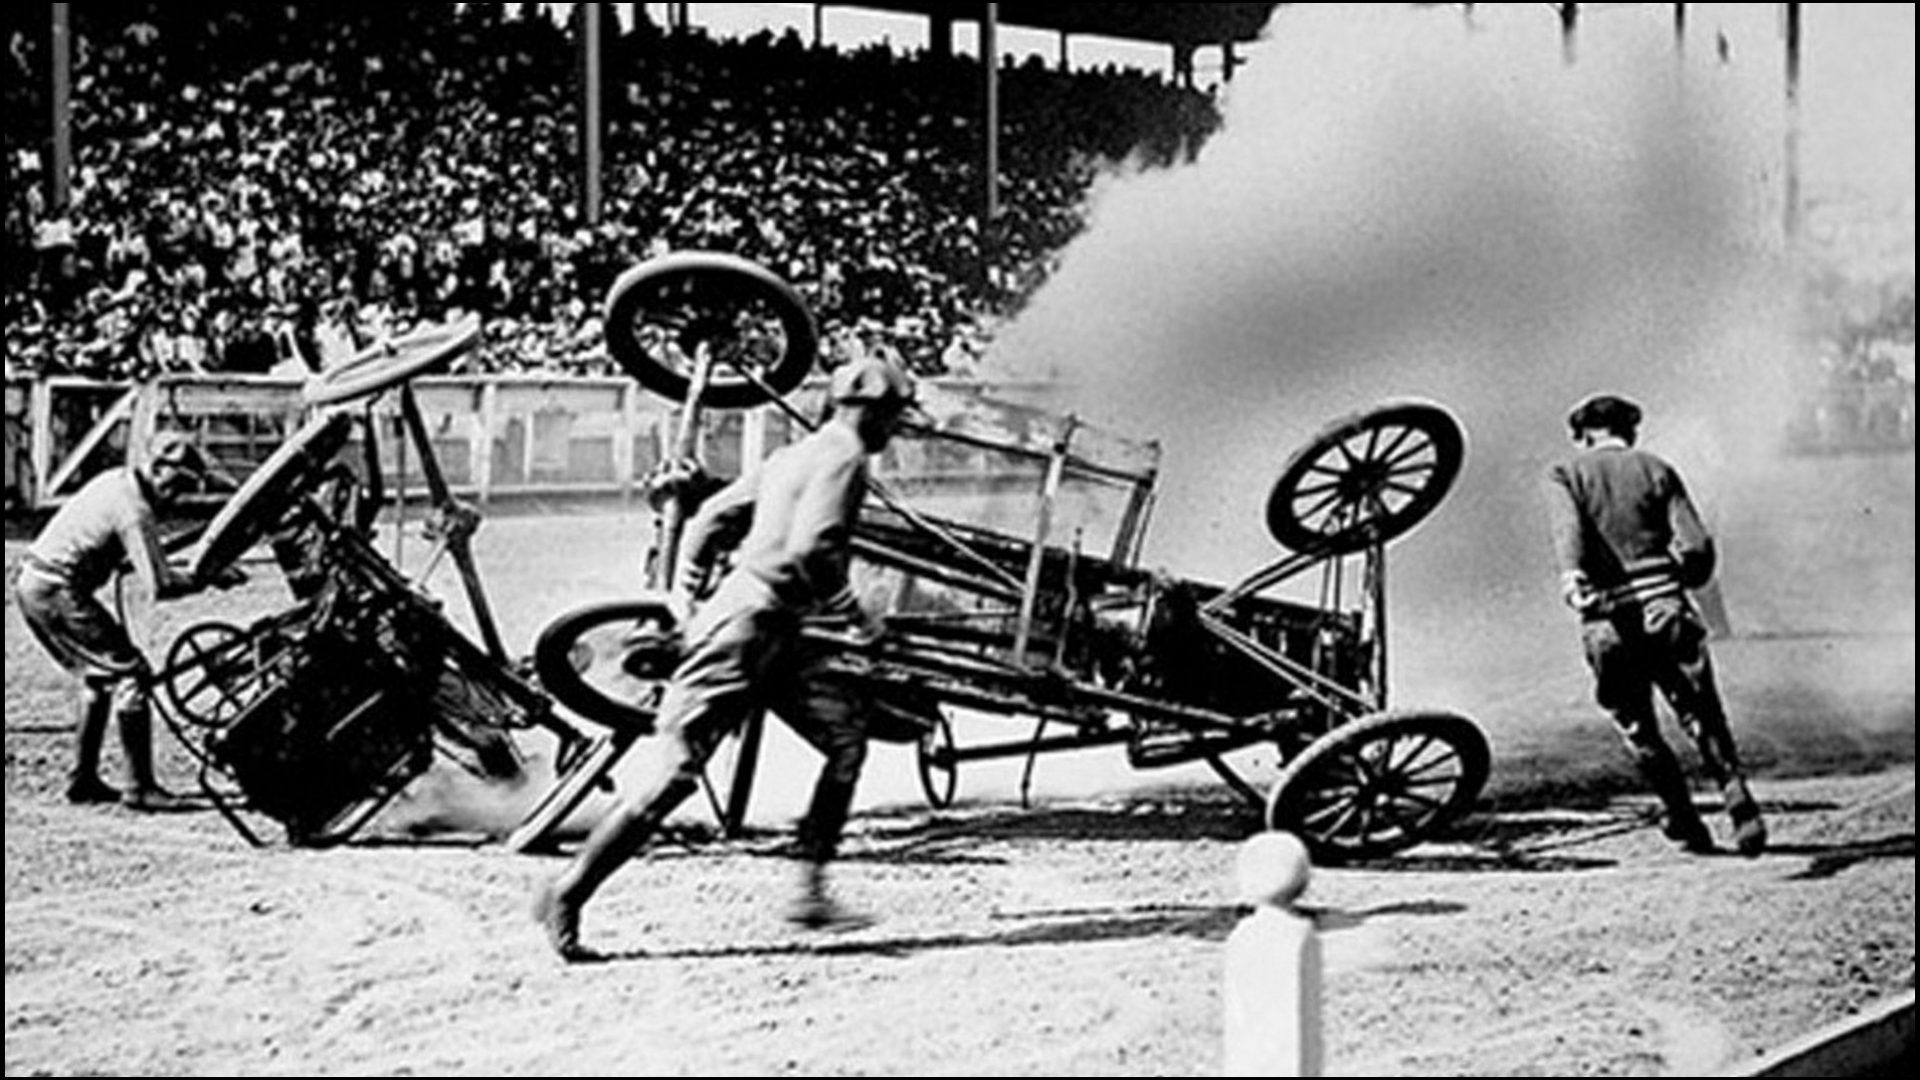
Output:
top-left (6, 444), bottom-right (1914, 1077)
top-left (3, 757), bottom-right (1914, 1077)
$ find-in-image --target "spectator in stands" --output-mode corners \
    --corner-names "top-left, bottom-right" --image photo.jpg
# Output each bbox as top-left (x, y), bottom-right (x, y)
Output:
top-left (5, 5), bottom-right (1221, 380)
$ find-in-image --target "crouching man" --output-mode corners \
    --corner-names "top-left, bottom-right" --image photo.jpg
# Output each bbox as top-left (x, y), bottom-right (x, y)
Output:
top-left (15, 430), bottom-right (242, 810)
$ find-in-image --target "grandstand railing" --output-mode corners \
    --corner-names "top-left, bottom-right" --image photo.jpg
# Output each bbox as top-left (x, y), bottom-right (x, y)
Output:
top-left (3, 372), bottom-right (1145, 517)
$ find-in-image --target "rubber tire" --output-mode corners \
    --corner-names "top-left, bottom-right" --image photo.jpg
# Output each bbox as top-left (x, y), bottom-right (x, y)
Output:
top-left (603, 251), bottom-right (817, 409)
top-left (1265, 709), bottom-right (1490, 863)
top-left (531, 598), bottom-right (680, 735)
top-left (1265, 400), bottom-right (1466, 556)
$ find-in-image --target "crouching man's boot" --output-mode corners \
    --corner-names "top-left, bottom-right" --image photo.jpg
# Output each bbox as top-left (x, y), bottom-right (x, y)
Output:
top-left (1723, 776), bottom-right (1767, 858)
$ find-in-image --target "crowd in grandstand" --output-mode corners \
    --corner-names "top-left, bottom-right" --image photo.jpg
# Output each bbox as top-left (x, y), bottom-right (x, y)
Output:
top-left (3, 4), bottom-right (1221, 381)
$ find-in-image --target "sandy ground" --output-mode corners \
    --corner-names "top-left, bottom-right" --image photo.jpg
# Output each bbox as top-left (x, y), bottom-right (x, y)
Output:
top-left (6, 450), bottom-right (1913, 1077)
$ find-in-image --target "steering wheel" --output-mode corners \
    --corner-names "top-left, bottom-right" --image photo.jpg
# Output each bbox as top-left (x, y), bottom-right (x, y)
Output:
top-left (303, 314), bottom-right (482, 406)
top-left (603, 251), bottom-right (817, 409)
top-left (188, 411), bottom-right (356, 580)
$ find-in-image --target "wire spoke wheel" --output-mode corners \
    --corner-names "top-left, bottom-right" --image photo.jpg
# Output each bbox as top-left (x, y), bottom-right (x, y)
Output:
top-left (1266, 401), bottom-right (1466, 555)
top-left (604, 252), bottom-right (817, 409)
top-left (158, 621), bottom-right (272, 732)
top-left (531, 599), bottom-right (680, 735)
top-left (1266, 710), bottom-right (1490, 863)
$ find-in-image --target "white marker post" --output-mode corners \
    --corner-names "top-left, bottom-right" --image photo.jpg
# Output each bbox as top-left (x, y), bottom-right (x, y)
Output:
top-left (1224, 831), bottom-right (1323, 1077)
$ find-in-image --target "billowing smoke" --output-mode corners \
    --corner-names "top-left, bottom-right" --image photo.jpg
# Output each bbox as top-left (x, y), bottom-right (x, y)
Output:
top-left (982, 4), bottom-right (1912, 759)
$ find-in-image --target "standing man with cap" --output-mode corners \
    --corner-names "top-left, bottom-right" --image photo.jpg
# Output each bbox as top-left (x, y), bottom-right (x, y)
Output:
top-left (15, 429), bottom-right (242, 810)
top-left (534, 357), bottom-right (917, 961)
top-left (1544, 393), bottom-right (1767, 857)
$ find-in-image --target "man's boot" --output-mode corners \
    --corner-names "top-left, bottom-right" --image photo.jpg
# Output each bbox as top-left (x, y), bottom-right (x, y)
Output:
top-left (1723, 776), bottom-right (1768, 858)
top-left (66, 687), bottom-right (118, 804)
top-left (1637, 742), bottom-right (1713, 854)
top-left (785, 861), bottom-right (868, 930)
top-left (116, 700), bottom-right (192, 812)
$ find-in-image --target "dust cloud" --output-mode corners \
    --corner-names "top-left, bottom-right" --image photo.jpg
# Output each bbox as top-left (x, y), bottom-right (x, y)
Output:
top-left (981, 4), bottom-right (1911, 757)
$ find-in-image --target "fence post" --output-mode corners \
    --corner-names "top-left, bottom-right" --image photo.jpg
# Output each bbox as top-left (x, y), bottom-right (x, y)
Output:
top-left (1224, 831), bottom-right (1322, 1077)
top-left (29, 377), bottom-right (53, 507)
top-left (616, 380), bottom-right (639, 503)
top-left (474, 379), bottom-right (499, 505)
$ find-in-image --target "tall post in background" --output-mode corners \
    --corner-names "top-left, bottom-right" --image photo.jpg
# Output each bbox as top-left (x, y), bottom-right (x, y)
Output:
top-left (1782, 2), bottom-right (1803, 243)
top-left (983, 3), bottom-right (1000, 224)
top-left (1673, 4), bottom-right (1687, 53)
top-left (980, 3), bottom-right (1001, 294)
top-left (49, 4), bottom-right (72, 213)
top-left (579, 3), bottom-right (605, 226)
top-left (1558, 4), bottom-right (1579, 66)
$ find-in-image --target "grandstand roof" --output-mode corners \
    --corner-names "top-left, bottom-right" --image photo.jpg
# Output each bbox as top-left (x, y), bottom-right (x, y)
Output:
top-left (825, 3), bottom-right (1283, 47)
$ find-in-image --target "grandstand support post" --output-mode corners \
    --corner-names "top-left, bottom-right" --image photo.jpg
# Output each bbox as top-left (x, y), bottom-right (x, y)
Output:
top-left (49, 4), bottom-right (72, 213)
top-left (578, 3), bottom-right (606, 226)
top-left (1675, 4), bottom-right (1687, 52)
top-left (1559, 4), bottom-right (1579, 67)
top-left (929, 11), bottom-right (952, 58)
top-left (1783, 2), bottom-right (1802, 243)
top-left (814, 4), bottom-right (826, 48)
top-left (983, 4), bottom-right (1001, 225)
top-left (1058, 31), bottom-right (1070, 73)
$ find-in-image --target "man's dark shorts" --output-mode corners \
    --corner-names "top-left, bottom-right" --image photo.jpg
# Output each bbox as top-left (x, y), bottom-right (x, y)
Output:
top-left (13, 567), bottom-right (148, 685)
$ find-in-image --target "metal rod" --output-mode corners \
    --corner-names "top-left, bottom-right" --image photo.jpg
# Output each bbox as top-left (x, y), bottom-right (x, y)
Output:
top-left (398, 384), bottom-right (508, 662)
top-left (1013, 418), bottom-right (1075, 662)
top-left (1202, 550), bottom-right (1323, 616)
top-left (1197, 611), bottom-right (1376, 718)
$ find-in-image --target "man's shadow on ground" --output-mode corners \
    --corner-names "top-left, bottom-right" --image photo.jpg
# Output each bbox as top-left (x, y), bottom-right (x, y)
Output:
top-left (568, 894), bottom-right (1471, 966)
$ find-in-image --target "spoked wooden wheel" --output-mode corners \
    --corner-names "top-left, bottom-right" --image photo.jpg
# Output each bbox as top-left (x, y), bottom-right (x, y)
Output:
top-left (1265, 710), bottom-right (1490, 863)
top-left (1266, 401), bottom-right (1466, 555)
top-left (916, 708), bottom-right (958, 809)
top-left (603, 251), bottom-right (817, 409)
top-left (302, 314), bottom-right (482, 406)
top-left (531, 599), bottom-right (680, 735)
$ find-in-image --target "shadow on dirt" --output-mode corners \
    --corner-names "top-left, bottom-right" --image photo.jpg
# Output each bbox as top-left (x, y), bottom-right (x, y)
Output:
top-left (1777, 833), bottom-right (1916, 881)
top-left (568, 894), bottom-right (1470, 965)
